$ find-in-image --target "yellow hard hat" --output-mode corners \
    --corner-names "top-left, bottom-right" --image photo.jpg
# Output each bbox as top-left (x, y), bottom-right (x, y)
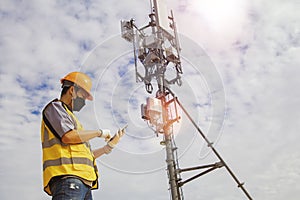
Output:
top-left (60, 71), bottom-right (93, 100)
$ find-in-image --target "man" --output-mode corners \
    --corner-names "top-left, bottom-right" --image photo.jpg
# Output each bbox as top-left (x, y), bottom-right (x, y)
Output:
top-left (41, 71), bottom-right (125, 200)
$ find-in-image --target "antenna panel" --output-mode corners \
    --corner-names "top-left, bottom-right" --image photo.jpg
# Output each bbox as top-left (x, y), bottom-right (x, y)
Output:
top-left (154, 0), bottom-right (174, 37)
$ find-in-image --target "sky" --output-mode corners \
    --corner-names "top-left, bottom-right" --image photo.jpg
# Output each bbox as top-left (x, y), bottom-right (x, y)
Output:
top-left (0, 0), bottom-right (299, 199)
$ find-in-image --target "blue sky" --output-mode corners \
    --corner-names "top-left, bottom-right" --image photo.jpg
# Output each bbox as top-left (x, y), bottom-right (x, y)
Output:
top-left (0, 0), bottom-right (299, 199)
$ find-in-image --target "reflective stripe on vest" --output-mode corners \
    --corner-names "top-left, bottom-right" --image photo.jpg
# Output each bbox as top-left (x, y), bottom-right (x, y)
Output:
top-left (43, 157), bottom-right (94, 171)
top-left (41, 100), bottom-right (98, 196)
top-left (42, 127), bottom-right (67, 148)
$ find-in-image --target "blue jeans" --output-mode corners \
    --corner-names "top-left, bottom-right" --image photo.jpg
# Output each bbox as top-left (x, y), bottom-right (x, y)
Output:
top-left (50, 177), bottom-right (93, 200)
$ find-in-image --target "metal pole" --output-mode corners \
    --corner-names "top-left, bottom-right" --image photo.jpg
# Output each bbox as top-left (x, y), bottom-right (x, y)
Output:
top-left (164, 128), bottom-right (181, 200)
top-left (157, 76), bottom-right (181, 200)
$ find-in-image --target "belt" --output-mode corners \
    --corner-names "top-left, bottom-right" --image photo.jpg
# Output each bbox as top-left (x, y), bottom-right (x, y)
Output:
top-left (50, 175), bottom-right (93, 188)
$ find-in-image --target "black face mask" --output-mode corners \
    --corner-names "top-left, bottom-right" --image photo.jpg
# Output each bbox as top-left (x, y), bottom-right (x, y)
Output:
top-left (73, 96), bottom-right (86, 112)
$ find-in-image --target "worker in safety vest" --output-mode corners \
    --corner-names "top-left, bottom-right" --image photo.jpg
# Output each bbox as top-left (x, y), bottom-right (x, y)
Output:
top-left (41, 71), bottom-right (125, 199)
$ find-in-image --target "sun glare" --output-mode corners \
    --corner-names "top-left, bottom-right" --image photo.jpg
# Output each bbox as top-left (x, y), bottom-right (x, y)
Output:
top-left (192, 0), bottom-right (247, 32)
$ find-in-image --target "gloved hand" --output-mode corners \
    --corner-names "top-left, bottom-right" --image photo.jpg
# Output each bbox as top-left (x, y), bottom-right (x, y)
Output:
top-left (98, 129), bottom-right (111, 141)
top-left (103, 144), bottom-right (113, 154)
top-left (107, 128), bottom-right (126, 148)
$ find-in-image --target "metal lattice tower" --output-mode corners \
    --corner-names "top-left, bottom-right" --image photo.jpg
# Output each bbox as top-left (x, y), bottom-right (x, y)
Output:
top-left (120, 0), bottom-right (253, 199)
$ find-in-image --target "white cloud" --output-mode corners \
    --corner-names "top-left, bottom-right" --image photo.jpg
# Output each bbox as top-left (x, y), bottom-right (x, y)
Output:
top-left (0, 0), bottom-right (299, 199)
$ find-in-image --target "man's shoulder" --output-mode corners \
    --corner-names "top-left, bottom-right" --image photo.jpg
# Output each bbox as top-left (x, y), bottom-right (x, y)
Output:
top-left (43, 99), bottom-right (64, 113)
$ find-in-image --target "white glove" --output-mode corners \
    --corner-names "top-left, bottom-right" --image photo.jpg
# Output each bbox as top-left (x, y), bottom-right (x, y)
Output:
top-left (99, 129), bottom-right (111, 140)
top-left (107, 128), bottom-right (125, 148)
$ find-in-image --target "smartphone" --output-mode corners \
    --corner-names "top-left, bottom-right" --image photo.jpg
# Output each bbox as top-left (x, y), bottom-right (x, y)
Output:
top-left (107, 124), bottom-right (128, 142)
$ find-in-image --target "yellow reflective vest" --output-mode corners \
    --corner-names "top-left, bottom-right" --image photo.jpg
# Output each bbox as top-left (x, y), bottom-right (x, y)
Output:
top-left (41, 100), bottom-right (98, 195)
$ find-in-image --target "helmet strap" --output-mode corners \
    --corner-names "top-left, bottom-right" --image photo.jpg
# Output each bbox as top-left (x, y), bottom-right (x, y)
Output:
top-left (61, 80), bottom-right (74, 88)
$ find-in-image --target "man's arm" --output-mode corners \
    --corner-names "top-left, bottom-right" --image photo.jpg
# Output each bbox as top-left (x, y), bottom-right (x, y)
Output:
top-left (62, 129), bottom-right (101, 144)
top-left (92, 128), bottom-right (126, 158)
top-left (62, 130), bottom-right (113, 159)
top-left (92, 145), bottom-right (112, 158)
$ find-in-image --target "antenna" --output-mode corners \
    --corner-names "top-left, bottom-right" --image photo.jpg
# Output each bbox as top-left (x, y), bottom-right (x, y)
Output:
top-left (121, 1), bottom-right (253, 199)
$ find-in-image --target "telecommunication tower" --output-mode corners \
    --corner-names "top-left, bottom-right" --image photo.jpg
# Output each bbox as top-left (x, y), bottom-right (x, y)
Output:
top-left (120, 0), bottom-right (253, 199)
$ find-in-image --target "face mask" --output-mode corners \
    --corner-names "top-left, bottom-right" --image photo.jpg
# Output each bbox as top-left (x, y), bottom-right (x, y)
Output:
top-left (73, 96), bottom-right (86, 112)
